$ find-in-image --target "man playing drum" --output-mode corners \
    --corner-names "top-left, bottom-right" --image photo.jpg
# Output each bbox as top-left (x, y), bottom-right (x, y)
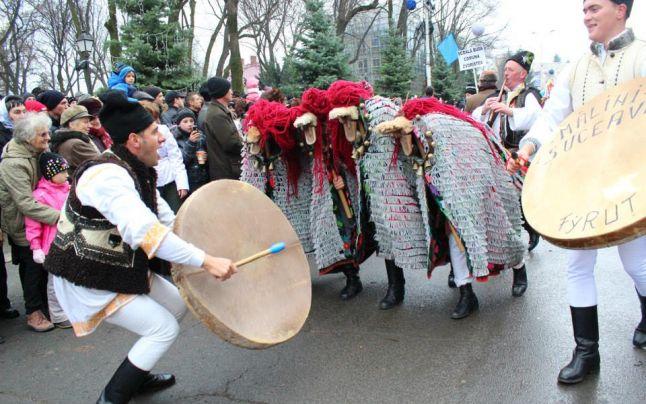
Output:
top-left (509, 0), bottom-right (646, 384)
top-left (45, 91), bottom-right (237, 403)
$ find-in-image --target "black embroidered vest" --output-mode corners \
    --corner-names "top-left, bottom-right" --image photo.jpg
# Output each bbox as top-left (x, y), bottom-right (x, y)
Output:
top-left (45, 146), bottom-right (160, 294)
top-left (502, 87), bottom-right (542, 149)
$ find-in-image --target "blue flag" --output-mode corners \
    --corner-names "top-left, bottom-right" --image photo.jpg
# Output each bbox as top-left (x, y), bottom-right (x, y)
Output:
top-left (437, 34), bottom-right (459, 65)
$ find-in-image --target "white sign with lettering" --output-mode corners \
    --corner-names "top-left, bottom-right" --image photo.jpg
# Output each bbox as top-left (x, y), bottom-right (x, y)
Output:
top-left (458, 46), bottom-right (486, 71)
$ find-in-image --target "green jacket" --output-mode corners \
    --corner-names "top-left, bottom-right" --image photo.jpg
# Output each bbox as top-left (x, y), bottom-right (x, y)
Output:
top-left (203, 101), bottom-right (242, 180)
top-left (0, 139), bottom-right (59, 246)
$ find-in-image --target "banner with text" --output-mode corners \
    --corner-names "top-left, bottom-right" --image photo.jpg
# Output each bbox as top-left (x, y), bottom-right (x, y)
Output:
top-left (458, 46), bottom-right (486, 71)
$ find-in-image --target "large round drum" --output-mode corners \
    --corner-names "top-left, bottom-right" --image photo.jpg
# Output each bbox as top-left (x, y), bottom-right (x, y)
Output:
top-left (523, 77), bottom-right (646, 249)
top-left (172, 180), bottom-right (311, 349)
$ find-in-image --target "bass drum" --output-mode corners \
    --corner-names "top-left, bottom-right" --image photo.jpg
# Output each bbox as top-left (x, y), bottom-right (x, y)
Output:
top-left (522, 77), bottom-right (646, 249)
top-left (172, 180), bottom-right (312, 349)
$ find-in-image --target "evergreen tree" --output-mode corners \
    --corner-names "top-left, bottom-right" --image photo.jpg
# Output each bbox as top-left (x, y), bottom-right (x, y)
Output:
top-left (116, 0), bottom-right (197, 89)
top-left (376, 29), bottom-right (413, 98)
top-left (431, 56), bottom-right (463, 103)
top-left (291, 0), bottom-right (349, 90)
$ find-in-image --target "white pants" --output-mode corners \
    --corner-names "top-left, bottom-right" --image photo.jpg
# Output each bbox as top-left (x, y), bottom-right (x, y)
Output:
top-left (47, 275), bottom-right (68, 324)
top-left (567, 236), bottom-right (646, 307)
top-left (449, 235), bottom-right (472, 287)
top-left (449, 234), bottom-right (525, 287)
top-left (105, 274), bottom-right (187, 371)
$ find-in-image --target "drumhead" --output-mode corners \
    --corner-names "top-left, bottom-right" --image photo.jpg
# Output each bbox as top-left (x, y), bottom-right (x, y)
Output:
top-left (172, 180), bottom-right (312, 349)
top-left (523, 77), bottom-right (646, 249)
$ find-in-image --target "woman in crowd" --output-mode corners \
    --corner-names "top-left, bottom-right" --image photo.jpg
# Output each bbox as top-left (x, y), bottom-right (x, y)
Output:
top-left (171, 108), bottom-right (209, 193)
top-left (0, 113), bottom-right (60, 332)
top-left (50, 105), bottom-right (100, 175)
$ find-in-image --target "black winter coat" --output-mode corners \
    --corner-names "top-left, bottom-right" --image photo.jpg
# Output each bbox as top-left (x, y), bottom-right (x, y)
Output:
top-left (171, 126), bottom-right (209, 192)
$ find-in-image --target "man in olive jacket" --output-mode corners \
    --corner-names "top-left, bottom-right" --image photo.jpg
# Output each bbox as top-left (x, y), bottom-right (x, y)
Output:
top-left (203, 77), bottom-right (242, 180)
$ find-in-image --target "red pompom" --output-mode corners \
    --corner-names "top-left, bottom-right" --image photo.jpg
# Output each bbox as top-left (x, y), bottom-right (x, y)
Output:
top-left (326, 80), bottom-right (374, 109)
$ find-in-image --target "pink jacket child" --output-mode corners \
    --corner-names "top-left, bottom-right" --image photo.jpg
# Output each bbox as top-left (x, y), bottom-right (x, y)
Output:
top-left (25, 152), bottom-right (70, 263)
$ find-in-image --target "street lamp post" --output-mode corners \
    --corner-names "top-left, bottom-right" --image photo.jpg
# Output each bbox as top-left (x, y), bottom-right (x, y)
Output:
top-left (76, 31), bottom-right (94, 94)
top-left (424, 0), bottom-right (435, 88)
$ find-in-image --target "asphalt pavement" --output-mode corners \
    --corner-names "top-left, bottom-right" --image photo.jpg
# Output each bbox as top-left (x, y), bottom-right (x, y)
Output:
top-left (0, 239), bottom-right (644, 403)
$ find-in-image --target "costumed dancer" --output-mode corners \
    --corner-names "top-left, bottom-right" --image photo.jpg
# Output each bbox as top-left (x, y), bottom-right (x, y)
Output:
top-left (474, 50), bottom-right (543, 251)
top-left (240, 99), bottom-right (314, 256)
top-left (376, 97), bottom-right (527, 319)
top-left (291, 87), bottom-right (368, 300)
top-left (44, 91), bottom-right (236, 403)
top-left (509, 0), bottom-right (645, 384)
top-left (327, 84), bottom-right (428, 310)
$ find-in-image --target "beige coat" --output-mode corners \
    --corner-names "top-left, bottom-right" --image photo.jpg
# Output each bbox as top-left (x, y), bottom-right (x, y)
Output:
top-left (0, 139), bottom-right (59, 246)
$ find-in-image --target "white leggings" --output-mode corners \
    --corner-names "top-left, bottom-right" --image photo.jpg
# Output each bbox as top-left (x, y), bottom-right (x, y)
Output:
top-left (567, 236), bottom-right (646, 307)
top-left (449, 235), bottom-right (471, 287)
top-left (449, 234), bottom-right (525, 287)
top-left (105, 274), bottom-right (187, 371)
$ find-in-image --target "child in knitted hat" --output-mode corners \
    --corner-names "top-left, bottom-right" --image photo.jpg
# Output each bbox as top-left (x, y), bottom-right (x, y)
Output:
top-left (24, 152), bottom-right (71, 328)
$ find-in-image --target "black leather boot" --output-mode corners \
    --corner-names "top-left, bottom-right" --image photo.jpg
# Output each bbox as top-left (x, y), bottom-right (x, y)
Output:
top-left (379, 260), bottom-right (405, 310)
top-left (137, 373), bottom-right (176, 395)
top-left (634, 292), bottom-right (646, 349)
top-left (447, 267), bottom-right (456, 289)
top-left (512, 265), bottom-right (528, 297)
top-left (558, 306), bottom-right (600, 384)
top-left (97, 358), bottom-right (149, 404)
top-left (340, 266), bottom-right (363, 300)
top-left (451, 284), bottom-right (479, 319)
top-left (528, 230), bottom-right (540, 252)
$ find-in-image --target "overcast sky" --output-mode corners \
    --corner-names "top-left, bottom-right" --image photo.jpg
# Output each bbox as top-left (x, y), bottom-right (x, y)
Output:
top-left (497, 0), bottom-right (645, 64)
top-left (194, 1), bottom-right (646, 73)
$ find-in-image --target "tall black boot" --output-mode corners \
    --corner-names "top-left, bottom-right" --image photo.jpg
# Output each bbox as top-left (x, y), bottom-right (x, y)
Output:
top-left (451, 284), bottom-right (479, 319)
top-left (512, 265), bottom-right (528, 297)
top-left (97, 358), bottom-right (149, 404)
top-left (558, 306), bottom-right (600, 384)
top-left (447, 266), bottom-right (456, 289)
top-left (340, 266), bottom-right (363, 300)
top-left (634, 292), bottom-right (646, 349)
top-left (379, 260), bottom-right (405, 310)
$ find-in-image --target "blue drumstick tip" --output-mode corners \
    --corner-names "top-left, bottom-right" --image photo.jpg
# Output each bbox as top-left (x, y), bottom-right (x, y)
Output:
top-left (269, 242), bottom-right (286, 254)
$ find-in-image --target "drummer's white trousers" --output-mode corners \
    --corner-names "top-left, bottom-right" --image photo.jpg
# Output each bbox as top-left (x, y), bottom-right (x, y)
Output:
top-left (567, 236), bottom-right (646, 307)
top-left (105, 275), bottom-right (187, 371)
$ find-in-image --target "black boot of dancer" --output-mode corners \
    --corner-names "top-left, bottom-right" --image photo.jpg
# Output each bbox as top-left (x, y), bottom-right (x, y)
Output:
top-left (340, 266), bottom-right (363, 300)
top-left (633, 291), bottom-right (646, 349)
top-left (512, 265), bottom-right (528, 297)
top-left (379, 260), bottom-right (405, 310)
top-left (451, 284), bottom-right (479, 319)
top-left (557, 306), bottom-right (600, 384)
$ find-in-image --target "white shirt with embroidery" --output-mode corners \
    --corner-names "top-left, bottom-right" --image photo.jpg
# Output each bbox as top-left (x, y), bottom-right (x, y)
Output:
top-left (473, 83), bottom-right (542, 144)
top-left (53, 162), bottom-right (205, 336)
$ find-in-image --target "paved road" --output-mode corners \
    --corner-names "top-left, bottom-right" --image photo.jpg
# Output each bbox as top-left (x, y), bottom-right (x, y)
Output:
top-left (1, 240), bottom-right (644, 403)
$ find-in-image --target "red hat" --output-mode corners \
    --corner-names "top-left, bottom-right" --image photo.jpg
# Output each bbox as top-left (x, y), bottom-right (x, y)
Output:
top-left (24, 99), bottom-right (47, 112)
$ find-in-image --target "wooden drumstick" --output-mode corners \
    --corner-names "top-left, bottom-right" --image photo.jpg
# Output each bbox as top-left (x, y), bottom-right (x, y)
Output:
top-left (333, 171), bottom-right (354, 219)
top-left (235, 242), bottom-right (286, 268)
top-left (449, 224), bottom-right (465, 253)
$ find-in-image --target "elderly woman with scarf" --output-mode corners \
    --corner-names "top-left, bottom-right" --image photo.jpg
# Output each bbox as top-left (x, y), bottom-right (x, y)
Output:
top-left (0, 113), bottom-right (60, 332)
